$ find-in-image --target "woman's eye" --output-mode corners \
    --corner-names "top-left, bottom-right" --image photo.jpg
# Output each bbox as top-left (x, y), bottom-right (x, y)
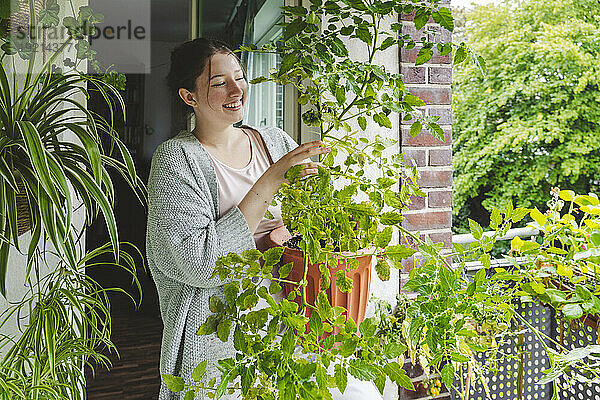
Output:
top-left (235, 77), bottom-right (245, 81)
top-left (211, 82), bottom-right (226, 87)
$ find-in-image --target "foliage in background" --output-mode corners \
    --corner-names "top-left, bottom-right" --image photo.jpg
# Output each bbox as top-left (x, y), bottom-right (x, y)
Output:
top-left (452, 0), bottom-right (600, 233)
top-left (0, 0), bottom-right (145, 398)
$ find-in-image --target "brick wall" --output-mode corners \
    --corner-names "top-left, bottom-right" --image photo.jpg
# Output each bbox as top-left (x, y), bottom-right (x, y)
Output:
top-left (400, 1), bottom-right (453, 272)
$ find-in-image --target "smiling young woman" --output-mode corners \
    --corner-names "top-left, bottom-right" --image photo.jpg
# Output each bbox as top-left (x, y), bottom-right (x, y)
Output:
top-left (146, 38), bottom-right (330, 399)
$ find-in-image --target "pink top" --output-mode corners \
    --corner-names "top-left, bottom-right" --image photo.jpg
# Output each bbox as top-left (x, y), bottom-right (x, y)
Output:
top-left (206, 128), bottom-right (284, 252)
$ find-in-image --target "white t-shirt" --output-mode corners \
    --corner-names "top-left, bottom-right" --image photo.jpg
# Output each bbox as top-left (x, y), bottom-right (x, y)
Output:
top-left (206, 127), bottom-right (284, 252)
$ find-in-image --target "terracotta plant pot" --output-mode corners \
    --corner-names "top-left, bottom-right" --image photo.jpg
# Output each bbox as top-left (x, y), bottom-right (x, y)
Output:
top-left (266, 226), bottom-right (373, 327)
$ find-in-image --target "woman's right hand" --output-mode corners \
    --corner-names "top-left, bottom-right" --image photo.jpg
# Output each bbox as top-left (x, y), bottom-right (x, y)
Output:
top-left (264, 140), bottom-right (331, 185)
top-left (238, 140), bottom-right (330, 234)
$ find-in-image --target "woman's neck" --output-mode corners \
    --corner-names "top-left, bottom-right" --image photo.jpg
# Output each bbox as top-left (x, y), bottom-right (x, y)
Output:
top-left (192, 120), bottom-right (241, 149)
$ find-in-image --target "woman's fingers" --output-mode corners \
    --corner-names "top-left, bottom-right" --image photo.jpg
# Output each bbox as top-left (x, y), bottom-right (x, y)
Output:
top-left (288, 141), bottom-right (330, 164)
top-left (297, 162), bottom-right (325, 178)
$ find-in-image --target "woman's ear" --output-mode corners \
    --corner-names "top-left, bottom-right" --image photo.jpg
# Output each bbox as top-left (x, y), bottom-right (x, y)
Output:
top-left (178, 88), bottom-right (197, 108)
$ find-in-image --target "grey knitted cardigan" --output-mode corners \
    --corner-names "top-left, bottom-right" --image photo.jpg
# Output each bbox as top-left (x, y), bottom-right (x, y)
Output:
top-left (146, 126), bottom-right (297, 400)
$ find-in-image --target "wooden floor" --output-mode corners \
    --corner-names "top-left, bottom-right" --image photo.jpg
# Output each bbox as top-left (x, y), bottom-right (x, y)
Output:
top-left (85, 301), bottom-right (163, 400)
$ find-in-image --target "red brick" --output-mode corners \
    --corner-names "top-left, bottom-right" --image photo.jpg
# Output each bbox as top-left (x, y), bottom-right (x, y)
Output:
top-left (401, 66), bottom-right (426, 84)
top-left (428, 107), bottom-right (453, 125)
top-left (401, 47), bottom-right (451, 64)
top-left (428, 190), bottom-right (452, 208)
top-left (427, 231), bottom-right (453, 248)
top-left (429, 66), bottom-right (452, 84)
top-left (401, 24), bottom-right (428, 41)
top-left (428, 25), bottom-right (452, 44)
top-left (401, 128), bottom-right (452, 146)
top-left (403, 148), bottom-right (427, 167)
top-left (403, 211), bottom-right (452, 231)
top-left (408, 87), bottom-right (451, 105)
top-left (401, 10), bottom-right (435, 23)
top-left (418, 170), bottom-right (452, 188)
top-left (408, 195), bottom-right (425, 210)
top-left (429, 148), bottom-right (452, 166)
top-left (401, 257), bottom-right (417, 273)
top-left (401, 109), bottom-right (426, 124)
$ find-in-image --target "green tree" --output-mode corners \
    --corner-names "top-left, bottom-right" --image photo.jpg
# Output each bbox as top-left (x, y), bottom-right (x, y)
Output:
top-left (452, 0), bottom-right (600, 231)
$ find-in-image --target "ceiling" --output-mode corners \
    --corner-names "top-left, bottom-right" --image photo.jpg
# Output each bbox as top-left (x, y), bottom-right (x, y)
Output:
top-left (151, 0), bottom-right (242, 43)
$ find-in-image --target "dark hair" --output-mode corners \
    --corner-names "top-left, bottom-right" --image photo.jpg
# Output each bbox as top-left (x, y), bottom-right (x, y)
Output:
top-left (167, 38), bottom-right (243, 123)
top-left (167, 37), bottom-right (241, 92)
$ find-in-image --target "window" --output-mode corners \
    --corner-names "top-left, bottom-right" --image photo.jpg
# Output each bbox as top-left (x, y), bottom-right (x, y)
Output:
top-left (244, 0), bottom-right (285, 130)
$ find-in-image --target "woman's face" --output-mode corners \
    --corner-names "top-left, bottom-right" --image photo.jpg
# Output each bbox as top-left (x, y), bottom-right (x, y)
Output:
top-left (189, 52), bottom-right (248, 126)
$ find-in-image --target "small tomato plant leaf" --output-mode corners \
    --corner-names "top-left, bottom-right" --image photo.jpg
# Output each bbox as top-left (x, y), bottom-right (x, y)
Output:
top-left (191, 361), bottom-right (207, 382)
top-left (162, 374), bottom-right (185, 392)
top-left (441, 363), bottom-right (454, 389)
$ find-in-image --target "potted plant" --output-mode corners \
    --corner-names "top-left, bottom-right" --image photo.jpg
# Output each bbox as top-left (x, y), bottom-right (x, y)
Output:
top-left (0, 1), bottom-right (145, 398)
top-left (250, 0), bottom-right (458, 325)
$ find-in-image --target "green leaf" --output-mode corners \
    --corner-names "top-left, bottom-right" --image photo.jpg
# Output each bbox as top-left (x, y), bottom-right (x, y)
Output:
top-left (530, 207), bottom-right (547, 226)
top-left (562, 304), bottom-right (583, 320)
top-left (234, 324), bottom-right (247, 352)
top-left (432, 7), bottom-right (454, 31)
top-left (279, 262), bottom-right (293, 279)
top-left (223, 282), bottom-right (239, 305)
top-left (380, 37), bottom-right (396, 51)
top-left (380, 212), bottom-right (404, 225)
top-left (191, 361), bottom-right (207, 382)
top-left (184, 390), bottom-right (195, 400)
top-left (335, 364), bottom-right (348, 393)
top-left (315, 291), bottom-right (333, 321)
top-left (559, 190), bottom-right (575, 202)
top-left (375, 259), bottom-right (390, 281)
top-left (546, 289), bottom-right (567, 304)
top-left (479, 254), bottom-right (491, 269)
top-left (345, 317), bottom-right (357, 333)
top-left (338, 337), bottom-right (358, 357)
top-left (282, 329), bottom-right (296, 355)
top-left (241, 366), bottom-right (255, 395)
top-left (403, 94), bottom-right (425, 107)
top-left (414, 7), bottom-right (430, 30)
top-left (359, 317), bottom-right (377, 337)
top-left (415, 47), bottom-right (433, 66)
top-left (454, 45), bottom-right (467, 65)
top-left (385, 245), bottom-right (416, 263)
top-left (441, 363), bottom-right (454, 389)
top-left (162, 374), bottom-right (185, 392)
top-left (384, 362), bottom-right (413, 390)
top-left (197, 315), bottom-right (219, 336)
top-left (209, 296), bottom-right (224, 313)
top-left (309, 309), bottom-right (324, 336)
top-left (284, 18), bottom-right (307, 41)
top-left (376, 227), bottom-right (393, 248)
top-left (358, 116), bottom-right (367, 130)
top-left (511, 236), bottom-right (523, 252)
top-left (217, 319), bottom-right (232, 342)
top-left (348, 359), bottom-right (378, 380)
top-left (355, 25), bottom-right (372, 44)
top-left (468, 218), bottom-right (483, 240)
top-left (383, 342), bottom-right (407, 358)
top-left (410, 120), bottom-right (422, 137)
top-left (263, 246), bottom-right (284, 267)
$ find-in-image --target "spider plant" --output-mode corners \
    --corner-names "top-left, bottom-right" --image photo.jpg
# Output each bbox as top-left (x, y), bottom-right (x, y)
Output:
top-left (0, 0), bottom-right (146, 397)
top-left (0, 0), bottom-right (145, 295)
top-left (0, 242), bottom-right (143, 400)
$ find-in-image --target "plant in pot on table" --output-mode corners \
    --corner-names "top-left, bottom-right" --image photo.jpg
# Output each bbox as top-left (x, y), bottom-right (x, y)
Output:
top-left (160, 0), bottom-right (470, 399)
top-left (0, 1), bottom-right (145, 398)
